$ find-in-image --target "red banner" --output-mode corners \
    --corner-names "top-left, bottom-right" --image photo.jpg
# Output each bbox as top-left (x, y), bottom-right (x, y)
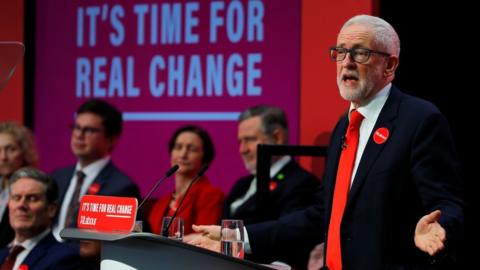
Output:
top-left (78, 195), bottom-right (138, 233)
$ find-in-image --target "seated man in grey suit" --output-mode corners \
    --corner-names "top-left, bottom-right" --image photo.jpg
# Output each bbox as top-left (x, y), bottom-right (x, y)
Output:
top-left (50, 99), bottom-right (140, 245)
top-left (223, 105), bottom-right (320, 225)
top-left (0, 167), bottom-right (82, 270)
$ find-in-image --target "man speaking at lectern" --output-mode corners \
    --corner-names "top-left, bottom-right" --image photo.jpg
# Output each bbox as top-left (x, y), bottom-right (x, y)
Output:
top-left (190, 15), bottom-right (464, 269)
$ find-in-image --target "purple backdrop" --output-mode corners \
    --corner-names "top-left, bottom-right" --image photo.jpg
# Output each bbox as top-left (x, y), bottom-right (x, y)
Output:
top-left (34, 0), bottom-right (300, 198)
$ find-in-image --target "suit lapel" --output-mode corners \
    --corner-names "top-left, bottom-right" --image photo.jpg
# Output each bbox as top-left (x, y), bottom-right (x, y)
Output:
top-left (345, 87), bottom-right (402, 209)
top-left (0, 248), bottom-right (8, 263)
top-left (22, 233), bottom-right (55, 267)
top-left (57, 166), bottom-right (76, 204)
top-left (90, 161), bottom-right (114, 194)
top-left (176, 177), bottom-right (205, 216)
top-left (229, 175), bottom-right (258, 220)
top-left (325, 116), bottom-right (349, 219)
top-left (270, 159), bottom-right (295, 191)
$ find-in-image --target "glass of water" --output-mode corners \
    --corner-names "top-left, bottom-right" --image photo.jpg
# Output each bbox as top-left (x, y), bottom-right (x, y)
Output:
top-left (220, 219), bottom-right (244, 259)
top-left (161, 217), bottom-right (184, 241)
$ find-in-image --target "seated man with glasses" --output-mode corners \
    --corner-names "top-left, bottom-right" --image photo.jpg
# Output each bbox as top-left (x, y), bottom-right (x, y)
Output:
top-left (50, 99), bottom-right (140, 255)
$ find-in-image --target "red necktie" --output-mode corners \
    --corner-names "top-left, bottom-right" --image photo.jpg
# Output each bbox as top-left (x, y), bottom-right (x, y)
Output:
top-left (0, 245), bottom-right (24, 270)
top-left (326, 110), bottom-right (364, 270)
top-left (64, 170), bottom-right (86, 227)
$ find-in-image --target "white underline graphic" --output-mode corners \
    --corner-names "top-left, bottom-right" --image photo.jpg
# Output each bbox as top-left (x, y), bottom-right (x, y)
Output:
top-left (122, 112), bottom-right (240, 121)
top-left (106, 214), bottom-right (131, 218)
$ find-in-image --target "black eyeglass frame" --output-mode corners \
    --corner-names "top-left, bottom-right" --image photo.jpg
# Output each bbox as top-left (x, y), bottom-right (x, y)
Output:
top-left (69, 124), bottom-right (104, 135)
top-left (329, 47), bottom-right (391, 63)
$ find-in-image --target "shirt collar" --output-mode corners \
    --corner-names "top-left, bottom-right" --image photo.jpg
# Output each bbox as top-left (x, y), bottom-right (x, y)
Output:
top-left (11, 228), bottom-right (51, 250)
top-left (349, 83), bottom-right (391, 122)
top-left (1, 176), bottom-right (8, 191)
top-left (270, 155), bottom-right (291, 178)
top-left (75, 156), bottom-right (110, 176)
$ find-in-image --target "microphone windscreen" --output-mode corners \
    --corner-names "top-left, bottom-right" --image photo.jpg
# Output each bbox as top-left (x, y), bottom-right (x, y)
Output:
top-left (165, 165), bottom-right (180, 177)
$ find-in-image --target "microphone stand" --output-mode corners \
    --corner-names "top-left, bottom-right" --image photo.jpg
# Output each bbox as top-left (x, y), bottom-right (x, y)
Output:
top-left (162, 164), bottom-right (209, 237)
top-left (137, 165), bottom-right (179, 212)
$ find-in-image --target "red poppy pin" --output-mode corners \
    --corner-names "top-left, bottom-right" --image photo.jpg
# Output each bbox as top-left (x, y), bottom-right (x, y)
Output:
top-left (269, 181), bottom-right (278, 191)
top-left (373, 127), bottom-right (389, 144)
top-left (87, 183), bottom-right (101, 195)
top-left (19, 264), bottom-right (29, 270)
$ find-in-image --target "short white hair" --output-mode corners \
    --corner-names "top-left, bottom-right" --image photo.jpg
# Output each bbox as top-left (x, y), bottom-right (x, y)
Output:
top-left (342, 15), bottom-right (400, 57)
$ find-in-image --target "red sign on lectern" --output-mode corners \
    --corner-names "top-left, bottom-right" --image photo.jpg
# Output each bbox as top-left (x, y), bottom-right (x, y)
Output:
top-left (78, 195), bottom-right (138, 232)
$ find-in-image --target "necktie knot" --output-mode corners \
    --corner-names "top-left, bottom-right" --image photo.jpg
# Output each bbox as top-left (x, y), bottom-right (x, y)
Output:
top-left (76, 170), bottom-right (86, 184)
top-left (9, 245), bottom-right (24, 257)
top-left (348, 110), bottom-right (364, 129)
top-left (0, 245), bottom-right (24, 270)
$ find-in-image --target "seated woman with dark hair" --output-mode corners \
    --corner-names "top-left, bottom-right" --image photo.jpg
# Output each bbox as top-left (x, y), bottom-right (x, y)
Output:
top-left (148, 125), bottom-right (224, 236)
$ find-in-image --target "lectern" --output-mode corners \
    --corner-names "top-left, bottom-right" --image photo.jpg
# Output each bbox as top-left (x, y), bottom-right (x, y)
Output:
top-left (61, 228), bottom-right (273, 270)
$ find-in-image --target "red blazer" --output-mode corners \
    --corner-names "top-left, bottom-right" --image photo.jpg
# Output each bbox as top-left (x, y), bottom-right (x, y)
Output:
top-left (148, 177), bottom-right (224, 235)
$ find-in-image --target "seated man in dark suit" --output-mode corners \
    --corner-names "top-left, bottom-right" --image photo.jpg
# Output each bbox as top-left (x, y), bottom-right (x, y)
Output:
top-left (224, 105), bottom-right (320, 224)
top-left (0, 122), bottom-right (39, 248)
top-left (0, 167), bottom-right (81, 270)
top-left (50, 99), bottom-right (140, 265)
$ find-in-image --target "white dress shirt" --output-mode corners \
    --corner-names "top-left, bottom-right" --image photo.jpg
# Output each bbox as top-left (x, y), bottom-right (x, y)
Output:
top-left (244, 84), bottom-right (392, 254)
top-left (9, 228), bottom-right (50, 270)
top-left (230, 156), bottom-right (292, 215)
top-left (349, 83), bottom-right (391, 187)
top-left (0, 177), bottom-right (9, 221)
top-left (53, 156), bottom-right (110, 241)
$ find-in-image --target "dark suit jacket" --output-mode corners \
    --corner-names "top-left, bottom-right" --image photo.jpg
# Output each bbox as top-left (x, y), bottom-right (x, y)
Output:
top-left (224, 159), bottom-right (320, 225)
top-left (0, 211), bottom-right (14, 248)
top-left (1, 180), bottom-right (14, 248)
top-left (51, 161), bottom-right (140, 227)
top-left (247, 86), bottom-right (464, 269)
top-left (0, 233), bottom-right (82, 270)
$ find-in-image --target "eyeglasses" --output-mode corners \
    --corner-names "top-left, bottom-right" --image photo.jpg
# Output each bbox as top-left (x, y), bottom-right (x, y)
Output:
top-left (329, 47), bottom-right (390, 64)
top-left (70, 124), bottom-right (103, 135)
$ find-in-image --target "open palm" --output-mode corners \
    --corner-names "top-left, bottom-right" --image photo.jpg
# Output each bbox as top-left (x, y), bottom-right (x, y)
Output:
top-left (414, 210), bottom-right (446, 256)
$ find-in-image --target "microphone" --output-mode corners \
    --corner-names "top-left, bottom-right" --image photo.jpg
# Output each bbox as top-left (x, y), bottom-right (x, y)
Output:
top-left (137, 165), bottom-right (179, 211)
top-left (162, 164), bottom-right (209, 237)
